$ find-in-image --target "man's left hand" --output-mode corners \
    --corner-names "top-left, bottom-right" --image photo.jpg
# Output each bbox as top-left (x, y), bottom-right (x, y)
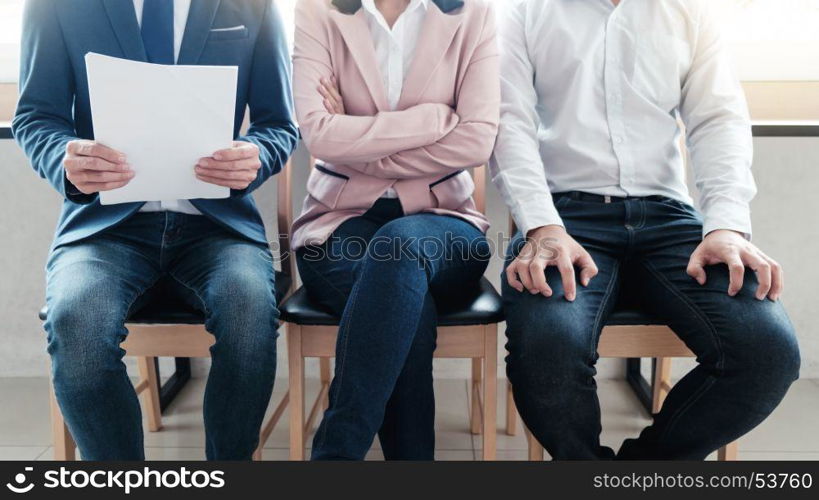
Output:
top-left (687, 229), bottom-right (783, 301)
top-left (196, 141), bottom-right (262, 190)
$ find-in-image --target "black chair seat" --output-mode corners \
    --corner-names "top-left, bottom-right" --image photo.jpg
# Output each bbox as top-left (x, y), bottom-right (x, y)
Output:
top-left (280, 276), bottom-right (504, 327)
top-left (39, 272), bottom-right (292, 325)
top-left (606, 308), bottom-right (665, 327)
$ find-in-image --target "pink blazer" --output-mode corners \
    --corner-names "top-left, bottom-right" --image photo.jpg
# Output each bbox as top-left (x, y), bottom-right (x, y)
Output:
top-left (290, 0), bottom-right (499, 249)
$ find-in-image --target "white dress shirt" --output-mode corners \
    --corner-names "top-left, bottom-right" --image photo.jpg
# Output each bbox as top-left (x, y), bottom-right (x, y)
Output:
top-left (133, 0), bottom-right (201, 215)
top-left (362, 0), bottom-right (428, 110)
top-left (322, 0), bottom-right (428, 199)
top-left (489, 0), bottom-right (756, 238)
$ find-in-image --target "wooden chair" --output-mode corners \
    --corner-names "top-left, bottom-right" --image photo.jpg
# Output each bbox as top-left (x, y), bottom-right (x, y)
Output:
top-left (41, 161), bottom-right (297, 461)
top-left (505, 309), bottom-right (739, 460)
top-left (278, 165), bottom-right (504, 460)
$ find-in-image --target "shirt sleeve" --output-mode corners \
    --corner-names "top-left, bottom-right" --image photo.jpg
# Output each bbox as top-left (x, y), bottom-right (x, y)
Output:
top-left (488, 0), bottom-right (563, 236)
top-left (680, 0), bottom-right (756, 238)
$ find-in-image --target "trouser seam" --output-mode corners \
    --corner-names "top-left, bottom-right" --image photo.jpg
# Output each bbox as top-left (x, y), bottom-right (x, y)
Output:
top-left (637, 200), bottom-right (647, 229)
top-left (315, 277), bottom-right (362, 451)
top-left (639, 259), bottom-right (725, 371)
top-left (589, 260), bottom-right (621, 363)
top-left (159, 213), bottom-right (170, 267)
top-left (167, 272), bottom-right (213, 324)
top-left (639, 259), bottom-right (725, 444)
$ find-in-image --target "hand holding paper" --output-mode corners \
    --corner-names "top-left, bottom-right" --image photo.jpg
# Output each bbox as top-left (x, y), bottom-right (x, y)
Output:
top-left (63, 140), bottom-right (135, 194)
top-left (85, 53), bottom-right (239, 205)
top-left (196, 141), bottom-right (263, 190)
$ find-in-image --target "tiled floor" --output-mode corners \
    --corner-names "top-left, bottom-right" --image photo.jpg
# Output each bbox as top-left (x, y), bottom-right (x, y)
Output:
top-left (1, 377), bottom-right (817, 461)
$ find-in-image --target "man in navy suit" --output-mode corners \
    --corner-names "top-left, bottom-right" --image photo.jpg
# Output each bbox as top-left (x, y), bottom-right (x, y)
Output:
top-left (13, 0), bottom-right (298, 460)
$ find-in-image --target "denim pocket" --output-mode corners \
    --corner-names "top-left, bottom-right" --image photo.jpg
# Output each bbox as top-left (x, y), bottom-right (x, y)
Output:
top-left (658, 196), bottom-right (694, 212)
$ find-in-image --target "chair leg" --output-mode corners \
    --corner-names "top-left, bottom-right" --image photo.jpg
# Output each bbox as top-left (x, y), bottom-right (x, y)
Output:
top-left (718, 441), bottom-right (739, 461)
top-left (652, 357), bottom-right (673, 414)
top-left (470, 358), bottom-right (482, 435)
top-left (505, 380), bottom-right (517, 436)
top-left (254, 391), bottom-right (291, 461)
top-left (319, 357), bottom-right (331, 411)
top-left (524, 425), bottom-right (544, 461)
top-left (136, 357), bottom-right (163, 432)
top-left (49, 383), bottom-right (76, 461)
top-left (287, 324), bottom-right (306, 461)
top-left (481, 325), bottom-right (497, 460)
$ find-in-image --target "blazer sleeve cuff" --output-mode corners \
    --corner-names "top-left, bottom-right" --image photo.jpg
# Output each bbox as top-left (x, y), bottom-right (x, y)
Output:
top-left (63, 172), bottom-right (98, 205)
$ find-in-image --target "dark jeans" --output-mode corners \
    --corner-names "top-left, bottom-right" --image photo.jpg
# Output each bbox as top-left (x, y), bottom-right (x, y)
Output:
top-left (504, 192), bottom-right (800, 460)
top-left (297, 199), bottom-right (490, 460)
top-left (45, 213), bottom-right (279, 460)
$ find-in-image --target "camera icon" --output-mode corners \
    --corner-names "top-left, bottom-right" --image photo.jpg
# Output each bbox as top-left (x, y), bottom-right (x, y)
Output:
top-left (6, 467), bottom-right (35, 494)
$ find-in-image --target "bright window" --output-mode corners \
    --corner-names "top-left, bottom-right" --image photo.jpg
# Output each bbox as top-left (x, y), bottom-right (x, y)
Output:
top-left (1, 0), bottom-right (818, 82)
top-left (718, 0), bottom-right (819, 80)
top-left (0, 0), bottom-right (23, 83)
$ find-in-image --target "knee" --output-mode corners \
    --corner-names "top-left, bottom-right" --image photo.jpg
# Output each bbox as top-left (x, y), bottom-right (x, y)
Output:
top-left (369, 219), bottom-right (431, 262)
top-left (209, 268), bottom-right (278, 319)
top-left (46, 289), bottom-right (125, 356)
top-left (355, 220), bottom-right (436, 283)
top-left (505, 301), bottom-right (594, 386)
top-left (205, 270), bottom-right (279, 355)
top-left (45, 291), bottom-right (127, 382)
top-left (728, 309), bottom-right (800, 389)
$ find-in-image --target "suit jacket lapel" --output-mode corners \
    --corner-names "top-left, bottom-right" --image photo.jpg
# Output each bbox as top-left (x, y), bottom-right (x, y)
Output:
top-left (102, 0), bottom-right (147, 61)
top-left (177, 0), bottom-right (222, 65)
top-left (330, 9), bottom-right (390, 112)
top-left (398, 3), bottom-right (464, 109)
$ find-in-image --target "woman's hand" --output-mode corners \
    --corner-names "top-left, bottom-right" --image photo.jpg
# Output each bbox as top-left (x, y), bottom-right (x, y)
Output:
top-left (318, 76), bottom-right (345, 114)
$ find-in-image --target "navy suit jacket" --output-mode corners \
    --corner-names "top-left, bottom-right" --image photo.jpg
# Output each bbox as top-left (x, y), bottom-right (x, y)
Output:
top-left (13, 0), bottom-right (298, 248)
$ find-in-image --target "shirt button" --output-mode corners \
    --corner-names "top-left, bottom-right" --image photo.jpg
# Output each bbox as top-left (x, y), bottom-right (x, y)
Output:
top-left (613, 136), bottom-right (624, 144)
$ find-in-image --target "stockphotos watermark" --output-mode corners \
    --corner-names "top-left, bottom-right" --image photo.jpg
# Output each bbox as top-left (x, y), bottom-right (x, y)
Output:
top-left (5, 465), bottom-right (225, 495)
top-left (262, 231), bottom-right (561, 266)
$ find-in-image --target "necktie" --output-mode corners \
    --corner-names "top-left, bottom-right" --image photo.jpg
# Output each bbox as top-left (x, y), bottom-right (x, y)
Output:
top-left (141, 0), bottom-right (175, 64)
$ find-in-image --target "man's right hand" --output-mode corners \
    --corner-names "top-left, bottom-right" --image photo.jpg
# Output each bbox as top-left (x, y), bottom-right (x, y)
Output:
top-left (505, 225), bottom-right (598, 301)
top-left (63, 140), bottom-right (133, 194)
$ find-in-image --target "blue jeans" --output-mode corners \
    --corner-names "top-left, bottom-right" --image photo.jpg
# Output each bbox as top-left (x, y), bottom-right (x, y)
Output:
top-left (504, 192), bottom-right (800, 460)
top-left (45, 212), bottom-right (279, 460)
top-left (297, 199), bottom-right (490, 460)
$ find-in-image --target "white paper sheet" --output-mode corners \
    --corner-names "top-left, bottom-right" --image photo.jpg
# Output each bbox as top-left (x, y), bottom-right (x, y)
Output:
top-left (85, 53), bottom-right (237, 205)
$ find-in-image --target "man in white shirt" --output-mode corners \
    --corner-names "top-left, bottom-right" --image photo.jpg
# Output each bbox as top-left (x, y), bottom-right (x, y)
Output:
top-left (490, 0), bottom-right (800, 459)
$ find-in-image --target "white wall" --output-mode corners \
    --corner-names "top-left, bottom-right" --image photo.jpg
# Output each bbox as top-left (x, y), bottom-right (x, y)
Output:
top-left (0, 137), bottom-right (817, 380)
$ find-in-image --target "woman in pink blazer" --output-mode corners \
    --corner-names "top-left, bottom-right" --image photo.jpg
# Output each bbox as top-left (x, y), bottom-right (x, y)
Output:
top-left (292, 0), bottom-right (499, 460)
